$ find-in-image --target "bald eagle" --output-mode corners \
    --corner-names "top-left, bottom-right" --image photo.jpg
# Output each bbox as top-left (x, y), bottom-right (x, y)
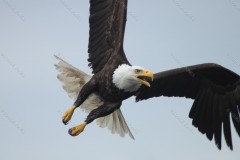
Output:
top-left (55, 0), bottom-right (240, 150)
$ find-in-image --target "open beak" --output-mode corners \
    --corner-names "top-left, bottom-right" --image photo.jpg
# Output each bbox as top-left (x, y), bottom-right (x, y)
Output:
top-left (137, 70), bottom-right (154, 87)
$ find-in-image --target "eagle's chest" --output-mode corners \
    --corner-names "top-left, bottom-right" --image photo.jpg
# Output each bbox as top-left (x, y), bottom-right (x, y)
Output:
top-left (100, 85), bottom-right (133, 102)
top-left (96, 71), bottom-right (133, 102)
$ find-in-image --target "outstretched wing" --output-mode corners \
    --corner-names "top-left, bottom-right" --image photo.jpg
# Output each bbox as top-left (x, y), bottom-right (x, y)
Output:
top-left (54, 55), bottom-right (92, 100)
top-left (54, 55), bottom-right (134, 139)
top-left (136, 63), bottom-right (240, 150)
top-left (88, 0), bottom-right (130, 73)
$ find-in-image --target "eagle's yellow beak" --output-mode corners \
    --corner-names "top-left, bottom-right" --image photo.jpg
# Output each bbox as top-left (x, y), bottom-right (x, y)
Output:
top-left (137, 69), bottom-right (154, 87)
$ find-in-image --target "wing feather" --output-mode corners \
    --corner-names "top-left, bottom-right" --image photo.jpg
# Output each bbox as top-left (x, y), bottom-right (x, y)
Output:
top-left (136, 63), bottom-right (240, 149)
top-left (88, 0), bottom-right (130, 73)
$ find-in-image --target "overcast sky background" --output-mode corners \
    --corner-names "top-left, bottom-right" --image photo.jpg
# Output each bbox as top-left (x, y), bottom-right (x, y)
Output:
top-left (1, 0), bottom-right (240, 159)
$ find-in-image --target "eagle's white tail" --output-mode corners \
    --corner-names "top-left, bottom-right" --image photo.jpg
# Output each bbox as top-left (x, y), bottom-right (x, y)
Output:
top-left (54, 55), bottom-right (134, 139)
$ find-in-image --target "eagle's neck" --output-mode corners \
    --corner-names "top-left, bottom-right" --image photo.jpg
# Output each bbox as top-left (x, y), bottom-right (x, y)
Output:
top-left (112, 64), bottom-right (141, 92)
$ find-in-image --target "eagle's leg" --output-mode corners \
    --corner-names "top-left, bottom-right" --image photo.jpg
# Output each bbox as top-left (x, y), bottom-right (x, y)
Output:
top-left (62, 81), bottom-right (96, 125)
top-left (68, 102), bottom-right (121, 136)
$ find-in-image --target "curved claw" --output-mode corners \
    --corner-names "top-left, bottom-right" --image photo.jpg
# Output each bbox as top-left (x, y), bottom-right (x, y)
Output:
top-left (62, 119), bottom-right (69, 125)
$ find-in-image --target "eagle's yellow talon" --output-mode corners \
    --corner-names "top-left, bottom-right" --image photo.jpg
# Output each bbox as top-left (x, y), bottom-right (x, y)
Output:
top-left (62, 106), bottom-right (76, 125)
top-left (68, 122), bottom-right (87, 136)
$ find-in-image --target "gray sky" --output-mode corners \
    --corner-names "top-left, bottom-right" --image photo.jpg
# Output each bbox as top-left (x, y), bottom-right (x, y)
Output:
top-left (1, 0), bottom-right (240, 159)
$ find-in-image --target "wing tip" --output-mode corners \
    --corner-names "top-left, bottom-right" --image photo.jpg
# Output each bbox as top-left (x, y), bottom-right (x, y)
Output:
top-left (54, 54), bottom-right (61, 61)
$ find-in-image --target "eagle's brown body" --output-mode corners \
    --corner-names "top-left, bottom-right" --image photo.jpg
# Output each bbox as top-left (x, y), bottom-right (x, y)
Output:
top-left (56, 0), bottom-right (240, 150)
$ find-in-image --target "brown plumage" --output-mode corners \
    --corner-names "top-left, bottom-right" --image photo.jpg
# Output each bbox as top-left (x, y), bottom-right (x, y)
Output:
top-left (88, 0), bottom-right (130, 73)
top-left (136, 63), bottom-right (240, 150)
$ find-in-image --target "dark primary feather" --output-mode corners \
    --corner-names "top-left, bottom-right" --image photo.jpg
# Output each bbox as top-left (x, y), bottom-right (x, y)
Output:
top-left (88, 0), bottom-right (130, 73)
top-left (136, 63), bottom-right (240, 150)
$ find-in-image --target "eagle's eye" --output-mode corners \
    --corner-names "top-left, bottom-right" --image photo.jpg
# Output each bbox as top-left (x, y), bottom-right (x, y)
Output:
top-left (135, 69), bottom-right (142, 74)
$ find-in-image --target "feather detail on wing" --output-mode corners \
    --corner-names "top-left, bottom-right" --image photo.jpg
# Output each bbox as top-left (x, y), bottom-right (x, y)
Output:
top-left (136, 63), bottom-right (240, 150)
top-left (54, 55), bottom-right (91, 100)
top-left (54, 55), bottom-right (134, 139)
top-left (88, 0), bottom-right (130, 73)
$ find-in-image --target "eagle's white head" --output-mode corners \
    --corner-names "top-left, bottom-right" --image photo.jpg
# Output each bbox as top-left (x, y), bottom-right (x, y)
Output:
top-left (112, 64), bottom-right (154, 92)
